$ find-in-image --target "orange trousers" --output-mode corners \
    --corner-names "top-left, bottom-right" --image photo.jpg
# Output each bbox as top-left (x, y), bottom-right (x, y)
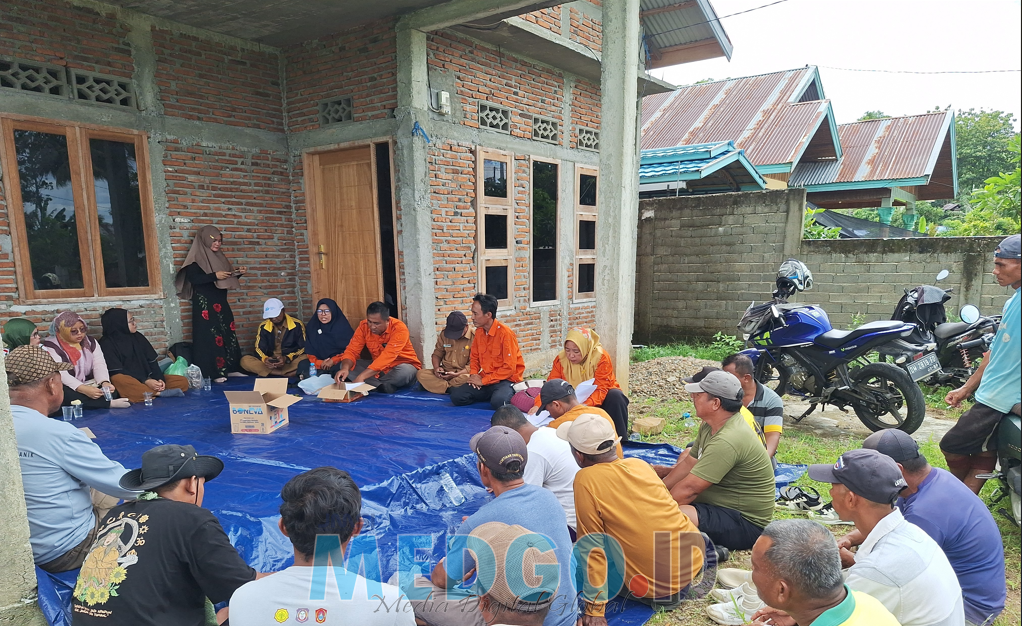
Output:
top-left (110, 374), bottom-right (190, 403)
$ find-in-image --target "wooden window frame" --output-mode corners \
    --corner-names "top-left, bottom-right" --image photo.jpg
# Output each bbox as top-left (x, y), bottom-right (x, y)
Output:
top-left (529, 155), bottom-right (561, 307)
top-left (574, 166), bottom-right (598, 302)
top-left (0, 114), bottom-right (161, 303)
top-left (476, 147), bottom-right (513, 309)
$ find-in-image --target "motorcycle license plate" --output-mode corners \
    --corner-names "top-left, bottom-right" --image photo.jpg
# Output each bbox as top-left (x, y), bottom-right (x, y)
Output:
top-left (906, 352), bottom-right (941, 381)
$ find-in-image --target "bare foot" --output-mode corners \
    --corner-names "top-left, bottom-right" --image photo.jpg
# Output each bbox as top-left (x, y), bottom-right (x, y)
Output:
top-left (214, 377), bottom-right (227, 384)
top-left (110, 398), bottom-right (131, 409)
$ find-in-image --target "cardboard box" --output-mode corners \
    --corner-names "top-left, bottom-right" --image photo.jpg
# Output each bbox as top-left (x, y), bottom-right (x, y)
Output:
top-left (318, 382), bottom-right (374, 403)
top-left (224, 379), bottom-right (301, 434)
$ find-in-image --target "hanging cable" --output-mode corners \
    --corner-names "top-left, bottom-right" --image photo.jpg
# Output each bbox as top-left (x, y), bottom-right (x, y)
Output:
top-left (819, 65), bottom-right (1021, 75)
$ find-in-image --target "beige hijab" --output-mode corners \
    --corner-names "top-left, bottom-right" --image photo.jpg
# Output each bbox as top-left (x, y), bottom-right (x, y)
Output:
top-left (175, 226), bottom-right (241, 299)
top-left (556, 327), bottom-right (604, 387)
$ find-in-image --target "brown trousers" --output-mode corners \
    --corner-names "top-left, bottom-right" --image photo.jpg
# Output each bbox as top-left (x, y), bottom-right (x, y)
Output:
top-left (416, 369), bottom-right (470, 394)
top-left (110, 373), bottom-right (190, 403)
top-left (38, 490), bottom-right (120, 573)
top-left (240, 354), bottom-right (307, 377)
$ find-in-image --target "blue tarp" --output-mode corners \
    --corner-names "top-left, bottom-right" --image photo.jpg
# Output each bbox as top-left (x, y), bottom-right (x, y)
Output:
top-left (34, 379), bottom-right (808, 625)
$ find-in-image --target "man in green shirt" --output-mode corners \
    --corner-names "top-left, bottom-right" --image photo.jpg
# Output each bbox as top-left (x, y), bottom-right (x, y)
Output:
top-left (657, 371), bottom-right (774, 550)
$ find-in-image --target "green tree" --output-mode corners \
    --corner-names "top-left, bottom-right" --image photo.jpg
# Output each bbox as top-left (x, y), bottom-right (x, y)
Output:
top-left (803, 207), bottom-right (841, 239)
top-left (857, 110), bottom-right (889, 121)
top-left (941, 135), bottom-right (1021, 237)
top-left (955, 108), bottom-right (1018, 199)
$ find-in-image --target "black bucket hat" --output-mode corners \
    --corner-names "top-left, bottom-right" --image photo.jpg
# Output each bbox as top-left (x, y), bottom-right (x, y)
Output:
top-left (120, 444), bottom-right (224, 491)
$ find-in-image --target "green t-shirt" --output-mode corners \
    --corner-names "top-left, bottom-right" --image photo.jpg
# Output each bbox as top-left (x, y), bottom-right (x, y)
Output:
top-left (691, 412), bottom-right (775, 528)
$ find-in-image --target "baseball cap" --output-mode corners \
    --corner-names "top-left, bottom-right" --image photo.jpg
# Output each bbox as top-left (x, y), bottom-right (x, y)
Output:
top-left (995, 234), bottom-right (1021, 259)
top-left (443, 311), bottom-right (468, 339)
top-left (808, 448), bottom-right (908, 505)
top-left (120, 444), bottom-right (224, 491)
top-left (4, 345), bottom-right (73, 386)
top-left (556, 413), bottom-right (620, 455)
top-left (471, 426), bottom-right (528, 475)
top-left (684, 370), bottom-right (743, 402)
top-left (862, 429), bottom-right (921, 463)
top-left (469, 522), bottom-right (558, 611)
top-left (263, 298), bottom-right (284, 319)
top-left (683, 365), bottom-right (720, 384)
top-left (539, 379), bottom-right (574, 411)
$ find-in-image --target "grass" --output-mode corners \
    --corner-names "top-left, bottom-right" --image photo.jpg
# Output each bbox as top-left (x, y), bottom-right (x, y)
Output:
top-left (632, 334), bottom-right (746, 364)
top-left (628, 393), bottom-right (1020, 626)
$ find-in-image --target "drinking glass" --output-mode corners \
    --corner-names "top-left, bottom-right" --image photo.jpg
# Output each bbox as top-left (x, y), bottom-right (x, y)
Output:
top-left (103, 387), bottom-right (113, 402)
top-left (143, 392), bottom-right (153, 407)
top-left (62, 406), bottom-right (74, 422)
top-left (73, 405), bottom-right (83, 420)
top-left (203, 377), bottom-right (212, 391)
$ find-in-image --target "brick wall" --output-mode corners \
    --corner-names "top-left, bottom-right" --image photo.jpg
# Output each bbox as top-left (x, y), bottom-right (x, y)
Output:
top-left (520, 7), bottom-right (562, 34)
top-left (152, 29), bottom-right (283, 131)
top-left (569, 6), bottom-right (602, 54)
top-left (570, 79), bottom-right (600, 149)
top-left (634, 189), bottom-right (1013, 342)
top-left (282, 20), bottom-right (398, 133)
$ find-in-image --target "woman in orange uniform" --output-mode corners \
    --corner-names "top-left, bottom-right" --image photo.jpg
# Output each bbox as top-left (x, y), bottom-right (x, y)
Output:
top-left (531, 327), bottom-right (629, 436)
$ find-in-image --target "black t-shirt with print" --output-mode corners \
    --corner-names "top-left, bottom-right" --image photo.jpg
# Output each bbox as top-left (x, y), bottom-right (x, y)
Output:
top-left (72, 497), bottom-right (256, 626)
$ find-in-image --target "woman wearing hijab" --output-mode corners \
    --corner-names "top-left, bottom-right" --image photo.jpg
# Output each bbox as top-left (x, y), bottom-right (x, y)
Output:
top-left (530, 327), bottom-right (630, 436)
top-left (99, 308), bottom-right (190, 402)
top-left (3, 317), bottom-right (41, 351)
top-left (175, 225), bottom-right (246, 383)
top-left (297, 298), bottom-right (355, 379)
top-left (41, 311), bottom-right (131, 411)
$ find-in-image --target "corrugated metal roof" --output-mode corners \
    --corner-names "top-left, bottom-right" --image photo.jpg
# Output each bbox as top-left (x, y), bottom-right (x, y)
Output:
top-left (640, 66), bottom-right (840, 168)
top-left (639, 141), bottom-right (766, 191)
top-left (789, 111), bottom-right (954, 186)
top-left (641, 0), bottom-right (733, 66)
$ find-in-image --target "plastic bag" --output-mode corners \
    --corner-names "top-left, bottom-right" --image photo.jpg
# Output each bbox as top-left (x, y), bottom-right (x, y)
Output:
top-left (185, 364), bottom-right (203, 390)
top-left (165, 356), bottom-right (189, 376)
top-left (297, 374), bottom-right (336, 395)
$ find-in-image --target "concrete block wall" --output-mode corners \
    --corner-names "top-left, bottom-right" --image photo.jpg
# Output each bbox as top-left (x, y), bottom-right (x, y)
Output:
top-left (634, 188), bottom-right (1013, 342)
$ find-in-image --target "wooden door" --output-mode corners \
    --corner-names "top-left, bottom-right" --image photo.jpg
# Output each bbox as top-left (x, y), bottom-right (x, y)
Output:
top-left (308, 146), bottom-right (381, 329)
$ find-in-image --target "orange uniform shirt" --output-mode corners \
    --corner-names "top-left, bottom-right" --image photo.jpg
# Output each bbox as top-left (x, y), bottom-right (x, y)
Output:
top-left (469, 320), bottom-right (524, 385)
top-left (534, 350), bottom-right (621, 408)
top-left (341, 318), bottom-right (422, 374)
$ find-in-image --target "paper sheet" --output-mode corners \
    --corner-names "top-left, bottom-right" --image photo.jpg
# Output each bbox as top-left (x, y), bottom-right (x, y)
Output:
top-left (525, 378), bottom-right (596, 427)
top-left (78, 427), bottom-right (96, 439)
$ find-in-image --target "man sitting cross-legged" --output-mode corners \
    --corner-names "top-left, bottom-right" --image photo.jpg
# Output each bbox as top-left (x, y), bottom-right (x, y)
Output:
top-left (417, 310), bottom-right (475, 394)
top-left (558, 414), bottom-right (704, 626)
top-left (230, 467), bottom-right (413, 625)
top-left (450, 293), bottom-right (524, 409)
top-left (402, 426), bottom-right (577, 626)
top-left (490, 405), bottom-right (579, 537)
top-left (721, 353), bottom-right (785, 464)
top-left (334, 301), bottom-right (422, 393)
top-left (656, 371), bottom-right (775, 551)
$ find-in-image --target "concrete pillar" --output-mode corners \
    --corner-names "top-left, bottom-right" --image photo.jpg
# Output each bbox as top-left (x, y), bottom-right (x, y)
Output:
top-left (0, 352), bottom-right (47, 625)
top-left (393, 26), bottom-right (438, 357)
top-left (596, 0), bottom-right (641, 392)
top-left (902, 200), bottom-right (918, 231)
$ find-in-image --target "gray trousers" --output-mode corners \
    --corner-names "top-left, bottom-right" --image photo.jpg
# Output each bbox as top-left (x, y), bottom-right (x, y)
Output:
top-left (341, 360), bottom-right (418, 392)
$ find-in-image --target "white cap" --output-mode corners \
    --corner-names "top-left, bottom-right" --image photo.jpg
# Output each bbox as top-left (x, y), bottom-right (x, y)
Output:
top-left (555, 413), bottom-right (620, 455)
top-left (263, 298), bottom-right (284, 319)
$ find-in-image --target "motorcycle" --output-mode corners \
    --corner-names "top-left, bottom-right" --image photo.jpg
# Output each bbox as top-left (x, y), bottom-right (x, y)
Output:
top-left (979, 410), bottom-right (1022, 526)
top-left (739, 259), bottom-right (927, 434)
top-left (930, 304), bottom-right (1000, 387)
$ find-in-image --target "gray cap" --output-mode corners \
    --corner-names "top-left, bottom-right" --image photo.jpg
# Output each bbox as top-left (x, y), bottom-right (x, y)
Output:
top-left (808, 448), bottom-right (908, 505)
top-left (862, 429), bottom-right (921, 463)
top-left (995, 234), bottom-right (1021, 259)
top-left (470, 426), bottom-right (527, 475)
top-left (684, 370), bottom-right (743, 402)
top-left (539, 379), bottom-right (575, 411)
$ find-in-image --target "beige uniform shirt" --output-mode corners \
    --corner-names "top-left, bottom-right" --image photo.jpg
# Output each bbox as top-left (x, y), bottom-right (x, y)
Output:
top-left (432, 327), bottom-right (474, 372)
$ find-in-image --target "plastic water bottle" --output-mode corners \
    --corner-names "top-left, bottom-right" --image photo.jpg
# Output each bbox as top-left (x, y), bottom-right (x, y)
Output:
top-left (308, 361), bottom-right (317, 379)
top-left (683, 412), bottom-right (695, 428)
top-left (185, 364), bottom-right (203, 390)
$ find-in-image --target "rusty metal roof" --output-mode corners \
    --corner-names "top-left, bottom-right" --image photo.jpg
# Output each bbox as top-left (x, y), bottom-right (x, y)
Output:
top-left (789, 111), bottom-right (956, 193)
top-left (640, 66), bottom-right (840, 171)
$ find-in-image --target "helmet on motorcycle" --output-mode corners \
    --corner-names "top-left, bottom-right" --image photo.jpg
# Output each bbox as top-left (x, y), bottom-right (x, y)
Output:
top-left (777, 258), bottom-right (814, 292)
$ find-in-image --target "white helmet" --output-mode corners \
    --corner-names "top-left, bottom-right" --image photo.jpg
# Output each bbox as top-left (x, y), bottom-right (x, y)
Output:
top-left (777, 258), bottom-right (813, 292)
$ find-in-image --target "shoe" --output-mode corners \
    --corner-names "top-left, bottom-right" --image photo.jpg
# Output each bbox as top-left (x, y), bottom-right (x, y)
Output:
top-left (775, 485), bottom-right (824, 512)
top-left (809, 503), bottom-right (854, 525)
top-left (716, 568), bottom-right (754, 589)
top-left (710, 581), bottom-right (757, 603)
top-left (706, 593), bottom-right (765, 625)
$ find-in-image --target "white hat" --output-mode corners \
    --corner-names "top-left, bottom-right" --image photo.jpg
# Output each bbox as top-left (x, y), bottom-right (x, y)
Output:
top-left (263, 298), bottom-right (284, 319)
top-left (555, 413), bottom-right (620, 455)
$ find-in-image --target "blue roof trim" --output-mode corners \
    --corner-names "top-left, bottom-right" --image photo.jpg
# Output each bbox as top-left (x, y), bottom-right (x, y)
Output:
top-left (756, 163), bottom-right (792, 174)
top-left (640, 141), bottom-right (734, 165)
top-left (639, 144), bottom-right (767, 189)
top-left (803, 176), bottom-right (929, 193)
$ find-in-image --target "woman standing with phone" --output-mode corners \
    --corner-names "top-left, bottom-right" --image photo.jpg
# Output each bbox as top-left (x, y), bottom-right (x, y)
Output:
top-left (175, 226), bottom-right (245, 382)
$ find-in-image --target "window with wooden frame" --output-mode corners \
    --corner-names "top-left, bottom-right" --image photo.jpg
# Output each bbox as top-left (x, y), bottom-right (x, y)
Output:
top-left (0, 116), bottom-right (160, 301)
top-left (574, 166), bottom-right (598, 300)
top-left (531, 156), bottom-right (559, 304)
top-left (476, 147), bottom-right (513, 308)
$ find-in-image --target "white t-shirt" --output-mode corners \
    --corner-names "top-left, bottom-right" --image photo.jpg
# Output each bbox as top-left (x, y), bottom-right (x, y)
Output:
top-left (229, 565), bottom-right (415, 626)
top-left (523, 427), bottom-right (579, 529)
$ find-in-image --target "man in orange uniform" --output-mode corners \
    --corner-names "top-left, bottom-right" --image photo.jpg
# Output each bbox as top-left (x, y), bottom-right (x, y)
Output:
top-left (333, 301), bottom-right (421, 394)
top-left (450, 293), bottom-right (524, 409)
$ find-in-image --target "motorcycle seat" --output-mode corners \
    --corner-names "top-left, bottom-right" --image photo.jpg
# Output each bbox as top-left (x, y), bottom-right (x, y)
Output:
top-left (815, 320), bottom-right (909, 349)
top-left (934, 322), bottom-right (970, 340)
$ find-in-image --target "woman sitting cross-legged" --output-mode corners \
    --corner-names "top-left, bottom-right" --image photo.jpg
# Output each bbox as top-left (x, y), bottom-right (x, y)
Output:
top-left (297, 298), bottom-right (355, 379)
top-left (99, 308), bottom-right (190, 403)
top-left (41, 311), bottom-right (131, 411)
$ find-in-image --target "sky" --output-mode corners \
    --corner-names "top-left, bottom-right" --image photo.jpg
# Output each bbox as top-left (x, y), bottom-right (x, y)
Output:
top-left (653, 0), bottom-right (1022, 128)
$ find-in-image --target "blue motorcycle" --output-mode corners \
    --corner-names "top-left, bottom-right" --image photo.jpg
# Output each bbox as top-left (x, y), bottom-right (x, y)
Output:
top-left (739, 259), bottom-right (927, 434)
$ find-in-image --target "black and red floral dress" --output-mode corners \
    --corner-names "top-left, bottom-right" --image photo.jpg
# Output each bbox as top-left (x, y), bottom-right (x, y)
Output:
top-left (183, 263), bottom-right (241, 378)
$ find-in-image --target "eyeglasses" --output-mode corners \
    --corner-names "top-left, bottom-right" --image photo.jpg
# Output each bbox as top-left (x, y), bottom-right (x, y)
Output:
top-left (316, 309), bottom-right (331, 314)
